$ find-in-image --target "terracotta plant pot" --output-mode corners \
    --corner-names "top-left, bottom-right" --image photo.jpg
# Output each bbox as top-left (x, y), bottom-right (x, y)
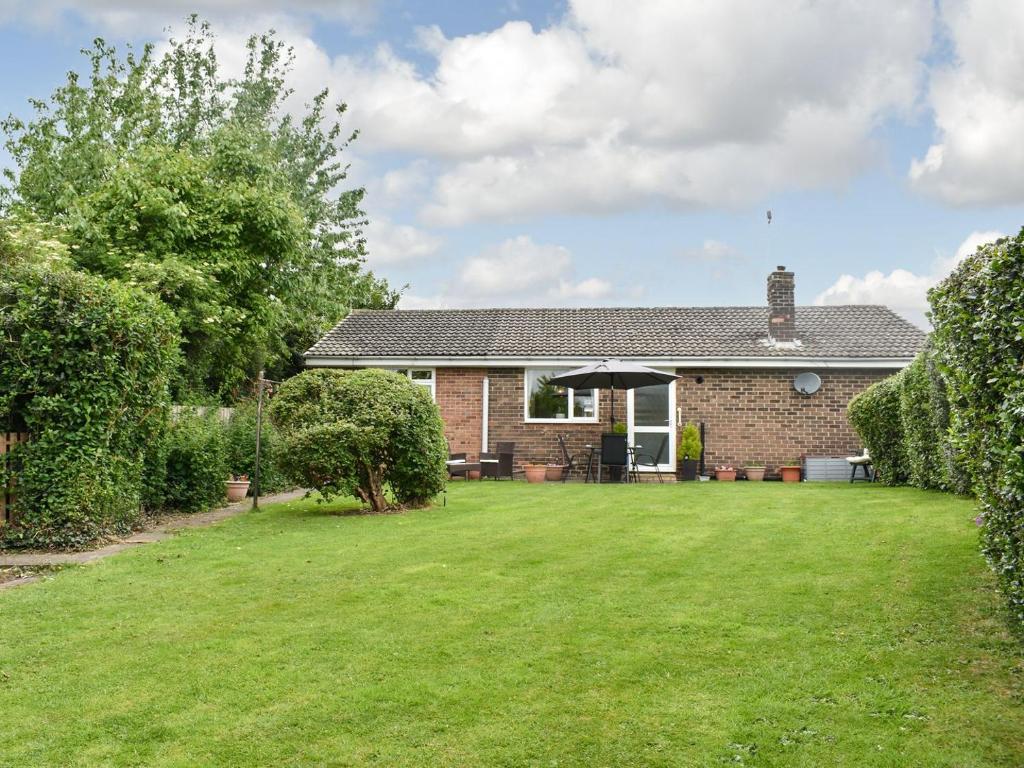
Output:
top-left (744, 467), bottom-right (765, 482)
top-left (715, 468), bottom-right (737, 482)
top-left (545, 464), bottom-right (565, 481)
top-left (467, 469), bottom-right (481, 480)
top-left (780, 465), bottom-right (802, 483)
top-left (225, 480), bottom-right (250, 502)
top-left (678, 458), bottom-right (699, 481)
top-left (524, 464), bottom-right (547, 483)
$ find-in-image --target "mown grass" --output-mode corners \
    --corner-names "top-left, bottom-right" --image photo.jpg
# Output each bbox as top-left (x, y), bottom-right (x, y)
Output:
top-left (0, 482), bottom-right (1020, 767)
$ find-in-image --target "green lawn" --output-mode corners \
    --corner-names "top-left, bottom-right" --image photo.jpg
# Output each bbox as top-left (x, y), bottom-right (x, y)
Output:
top-left (0, 484), bottom-right (1020, 767)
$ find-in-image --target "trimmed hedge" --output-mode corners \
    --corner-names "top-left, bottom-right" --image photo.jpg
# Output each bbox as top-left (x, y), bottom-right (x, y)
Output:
top-left (0, 263), bottom-right (179, 548)
top-left (161, 410), bottom-right (229, 514)
top-left (848, 371), bottom-right (909, 486)
top-left (930, 228), bottom-right (1024, 627)
top-left (899, 351), bottom-right (946, 490)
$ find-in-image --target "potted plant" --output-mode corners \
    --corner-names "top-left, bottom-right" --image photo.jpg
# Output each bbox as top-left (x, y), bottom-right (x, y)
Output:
top-left (225, 473), bottom-right (250, 502)
top-left (524, 464), bottom-right (547, 483)
top-left (714, 465), bottom-right (737, 482)
top-left (779, 461), bottom-right (802, 483)
top-left (545, 463), bottom-right (565, 481)
top-left (744, 463), bottom-right (765, 482)
top-left (677, 422), bottom-right (702, 481)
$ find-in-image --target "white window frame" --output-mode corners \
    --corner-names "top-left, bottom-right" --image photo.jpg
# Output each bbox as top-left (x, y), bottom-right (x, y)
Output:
top-left (523, 368), bottom-right (600, 424)
top-left (385, 367), bottom-right (436, 401)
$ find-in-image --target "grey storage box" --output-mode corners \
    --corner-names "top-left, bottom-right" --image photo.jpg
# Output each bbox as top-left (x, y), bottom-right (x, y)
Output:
top-left (803, 456), bottom-right (852, 482)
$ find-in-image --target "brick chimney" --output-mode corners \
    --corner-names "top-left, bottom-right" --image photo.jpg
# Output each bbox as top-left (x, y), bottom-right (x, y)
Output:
top-left (767, 265), bottom-right (796, 342)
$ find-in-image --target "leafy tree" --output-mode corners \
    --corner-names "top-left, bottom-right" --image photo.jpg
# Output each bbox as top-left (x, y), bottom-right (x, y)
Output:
top-left (270, 369), bottom-right (447, 513)
top-left (2, 17), bottom-right (398, 399)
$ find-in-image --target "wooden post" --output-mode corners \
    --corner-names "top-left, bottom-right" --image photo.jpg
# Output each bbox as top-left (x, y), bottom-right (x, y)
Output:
top-left (253, 371), bottom-right (265, 510)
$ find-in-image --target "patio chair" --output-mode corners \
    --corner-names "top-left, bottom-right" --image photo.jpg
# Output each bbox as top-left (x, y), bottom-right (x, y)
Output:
top-left (629, 446), bottom-right (664, 483)
top-left (481, 441), bottom-right (516, 480)
top-left (600, 433), bottom-right (629, 482)
top-left (556, 434), bottom-right (578, 482)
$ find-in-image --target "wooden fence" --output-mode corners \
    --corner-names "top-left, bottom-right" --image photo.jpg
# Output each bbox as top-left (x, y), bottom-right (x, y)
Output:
top-left (1, 432), bottom-right (28, 526)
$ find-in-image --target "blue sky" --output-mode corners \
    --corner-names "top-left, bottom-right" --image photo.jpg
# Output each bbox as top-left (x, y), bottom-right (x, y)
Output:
top-left (2, 0), bottom-right (1023, 326)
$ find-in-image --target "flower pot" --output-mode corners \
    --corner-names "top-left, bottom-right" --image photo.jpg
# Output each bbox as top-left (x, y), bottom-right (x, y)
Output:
top-left (744, 467), bottom-right (765, 482)
top-left (524, 464), bottom-right (547, 483)
top-left (715, 468), bottom-right (737, 482)
top-left (678, 458), bottom-right (699, 481)
top-left (545, 464), bottom-right (565, 481)
top-left (225, 480), bottom-right (250, 502)
top-left (780, 465), bottom-right (802, 483)
top-left (467, 469), bottom-right (481, 480)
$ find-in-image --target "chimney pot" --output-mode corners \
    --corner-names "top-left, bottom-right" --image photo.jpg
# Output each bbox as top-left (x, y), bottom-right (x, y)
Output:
top-left (767, 267), bottom-right (796, 342)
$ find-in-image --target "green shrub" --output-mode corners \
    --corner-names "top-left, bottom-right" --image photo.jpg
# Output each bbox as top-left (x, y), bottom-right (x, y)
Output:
top-left (0, 261), bottom-right (178, 548)
top-left (271, 369), bottom-right (447, 513)
top-left (924, 349), bottom-right (971, 495)
top-left (224, 400), bottom-right (289, 494)
top-left (899, 352), bottom-right (946, 490)
top-left (929, 228), bottom-right (1024, 627)
top-left (848, 371), bottom-right (908, 486)
top-left (678, 423), bottom-right (702, 461)
top-left (162, 410), bottom-right (228, 513)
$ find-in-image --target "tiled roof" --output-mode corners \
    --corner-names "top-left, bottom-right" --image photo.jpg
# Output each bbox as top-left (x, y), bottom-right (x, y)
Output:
top-left (306, 305), bottom-right (925, 360)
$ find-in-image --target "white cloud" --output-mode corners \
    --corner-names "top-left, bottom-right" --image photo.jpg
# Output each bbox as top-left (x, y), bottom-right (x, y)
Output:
top-left (815, 230), bottom-right (1004, 327)
top-left (909, 0), bottom-right (1024, 204)
top-left (398, 234), bottom-right (614, 308)
top-left (317, 0), bottom-right (933, 223)
top-left (680, 239), bottom-right (738, 264)
top-left (363, 216), bottom-right (442, 266)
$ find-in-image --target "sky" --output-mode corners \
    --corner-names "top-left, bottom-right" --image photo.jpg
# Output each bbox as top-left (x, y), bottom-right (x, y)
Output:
top-left (1, 0), bottom-right (1023, 328)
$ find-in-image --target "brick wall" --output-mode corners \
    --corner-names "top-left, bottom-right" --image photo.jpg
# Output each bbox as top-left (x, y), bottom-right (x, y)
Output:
top-left (435, 365), bottom-right (890, 478)
top-left (435, 368), bottom-right (486, 459)
top-left (675, 367), bottom-right (890, 477)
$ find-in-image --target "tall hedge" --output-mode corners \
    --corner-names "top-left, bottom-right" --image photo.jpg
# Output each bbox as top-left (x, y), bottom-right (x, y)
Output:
top-left (0, 264), bottom-right (179, 548)
top-left (929, 228), bottom-right (1024, 626)
top-left (899, 351), bottom-right (946, 490)
top-left (847, 371), bottom-right (908, 486)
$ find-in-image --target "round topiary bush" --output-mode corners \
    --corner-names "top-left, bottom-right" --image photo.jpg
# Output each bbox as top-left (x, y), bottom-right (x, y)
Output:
top-left (270, 368), bottom-right (447, 513)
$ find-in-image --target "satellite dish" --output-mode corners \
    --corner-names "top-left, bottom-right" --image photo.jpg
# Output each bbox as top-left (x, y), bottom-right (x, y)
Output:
top-left (794, 372), bottom-right (821, 396)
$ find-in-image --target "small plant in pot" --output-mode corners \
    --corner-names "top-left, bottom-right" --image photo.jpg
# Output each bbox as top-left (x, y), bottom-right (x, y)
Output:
top-left (714, 465), bottom-right (737, 482)
top-left (744, 463), bottom-right (765, 482)
top-left (677, 422), bottom-right (702, 481)
top-left (779, 461), bottom-right (802, 483)
top-left (524, 464), bottom-right (547, 483)
top-left (225, 473), bottom-right (250, 502)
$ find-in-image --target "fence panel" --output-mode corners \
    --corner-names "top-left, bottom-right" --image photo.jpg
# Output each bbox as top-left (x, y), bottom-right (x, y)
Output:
top-left (1, 432), bottom-right (28, 526)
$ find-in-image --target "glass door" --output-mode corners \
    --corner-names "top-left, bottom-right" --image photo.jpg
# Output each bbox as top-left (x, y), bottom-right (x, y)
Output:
top-left (626, 374), bottom-right (675, 473)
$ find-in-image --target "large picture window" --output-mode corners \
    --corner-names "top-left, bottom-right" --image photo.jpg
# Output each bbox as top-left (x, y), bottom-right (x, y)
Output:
top-left (525, 369), bottom-right (597, 422)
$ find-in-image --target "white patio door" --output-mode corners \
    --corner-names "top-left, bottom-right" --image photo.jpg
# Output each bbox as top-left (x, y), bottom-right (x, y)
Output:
top-left (626, 374), bottom-right (676, 473)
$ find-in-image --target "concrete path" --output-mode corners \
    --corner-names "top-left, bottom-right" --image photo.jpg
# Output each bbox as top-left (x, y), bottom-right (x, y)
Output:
top-left (0, 490), bottom-right (307, 578)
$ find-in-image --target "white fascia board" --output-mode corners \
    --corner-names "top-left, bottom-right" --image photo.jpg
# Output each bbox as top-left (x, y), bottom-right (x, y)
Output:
top-left (303, 355), bottom-right (914, 370)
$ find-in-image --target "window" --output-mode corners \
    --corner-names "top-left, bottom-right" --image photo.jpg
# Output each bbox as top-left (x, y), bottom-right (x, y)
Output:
top-left (525, 368), bottom-right (597, 422)
top-left (387, 368), bottom-right (436, 400)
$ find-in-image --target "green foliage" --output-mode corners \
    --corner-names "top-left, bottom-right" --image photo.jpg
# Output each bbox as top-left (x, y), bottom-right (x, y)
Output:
top-left (0, 259), bottom-right (178, 548)
top-left (271, 369), bottom-right (447, 513)
top-left (924, 348), bottom-right (971, 495)
top-left (678, 422), bottom-right (702, 460)
top-left (162, 410), bottom-right (228, 513)
top-left (610, 422), bottom-right (628, 435)
top-left (848, 371), bottom-right (908, 486)
top-left (929, 227), bottom-right (1024, 627)
top-left (2, 17), bottom-right (398, 400)
top-left (224, 400), bottom-right (288, 494)
top-left (898, 353), bottom-right (946, 490)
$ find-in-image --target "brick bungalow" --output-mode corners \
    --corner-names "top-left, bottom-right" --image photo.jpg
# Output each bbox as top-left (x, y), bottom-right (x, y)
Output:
top-left (305, 267), bottom-right (925, 479)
